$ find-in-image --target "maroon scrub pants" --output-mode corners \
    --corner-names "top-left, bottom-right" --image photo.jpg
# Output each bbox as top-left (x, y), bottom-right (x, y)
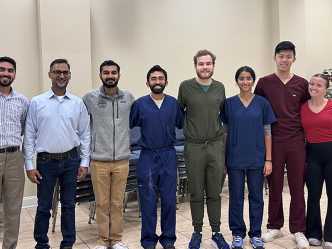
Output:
top-left (267, 140), bottom-right (307, 233)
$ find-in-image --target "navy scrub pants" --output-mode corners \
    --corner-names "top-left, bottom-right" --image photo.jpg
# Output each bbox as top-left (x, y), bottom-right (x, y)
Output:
top-left (228, 168), bottom-right (264, 239)
top-left (137, 146), bottom-right (178, 248)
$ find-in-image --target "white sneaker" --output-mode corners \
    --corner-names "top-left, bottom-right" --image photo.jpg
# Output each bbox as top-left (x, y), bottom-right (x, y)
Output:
top-left (94, 246), bottom-right (108, 249)
top-left (293, 232), bottom-right (310, 249)
top-left (324, 242), bottom-right (332, 249)
top-left (112, 242), bottom-right (129, 249)
top-left (261, 229), bottom-right (284, 242)
top-left (308, 238), bottom-right (321, 246)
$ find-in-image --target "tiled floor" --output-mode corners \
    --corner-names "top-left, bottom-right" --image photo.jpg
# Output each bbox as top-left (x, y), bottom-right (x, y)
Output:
top-left (0, 175), bottom-right (328, 249)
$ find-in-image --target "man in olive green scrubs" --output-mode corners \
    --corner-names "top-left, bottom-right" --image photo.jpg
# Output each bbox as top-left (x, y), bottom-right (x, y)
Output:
top-left (177, 50), bottom-right (229, 249)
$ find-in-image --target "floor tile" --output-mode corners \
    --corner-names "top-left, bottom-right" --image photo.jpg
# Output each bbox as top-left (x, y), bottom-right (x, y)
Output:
top-left (3, 177), bottom-right (328, 249)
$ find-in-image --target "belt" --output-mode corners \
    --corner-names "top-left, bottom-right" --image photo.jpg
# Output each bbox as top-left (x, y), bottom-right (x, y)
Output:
top-left (0, 146), bottom-right (20, 153)
top-left (38, 147), bottom-right (77, 160)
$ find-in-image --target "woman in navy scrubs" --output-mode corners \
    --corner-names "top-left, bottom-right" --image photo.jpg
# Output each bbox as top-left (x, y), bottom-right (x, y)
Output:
top-left (220, 66), bottom-right (276, 249)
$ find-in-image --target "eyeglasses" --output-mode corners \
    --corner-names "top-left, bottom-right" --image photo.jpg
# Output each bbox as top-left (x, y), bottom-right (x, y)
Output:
top-left (51, 70), bottom-right (71, 76)
top-left (150, 76), bottom-right (165, 83)
top-left (238, 77), bottom-right (253, 82)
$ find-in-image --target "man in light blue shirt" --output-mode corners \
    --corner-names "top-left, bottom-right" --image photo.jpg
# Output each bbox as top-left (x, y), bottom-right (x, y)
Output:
top-left (23, 58), bottom-right (90, 249)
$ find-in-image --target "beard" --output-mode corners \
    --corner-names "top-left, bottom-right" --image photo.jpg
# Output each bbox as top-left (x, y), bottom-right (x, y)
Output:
top-left (55, 80), bottom-right (68, 88)
top-left (0, 76), bottom-right (14, 87)
top-left (102, 78), bottom-right (119, 88)
top-left (150, 83), bottom-right (165, 94)
top-left (196, 70), bottom-right (214, 80)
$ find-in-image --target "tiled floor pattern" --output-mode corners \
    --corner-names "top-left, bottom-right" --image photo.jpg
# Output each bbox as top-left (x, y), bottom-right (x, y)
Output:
top-left (0, 175), bottom-right (328, 249)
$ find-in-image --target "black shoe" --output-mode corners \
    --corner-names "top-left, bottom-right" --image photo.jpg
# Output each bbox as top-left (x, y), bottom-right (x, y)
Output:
top-left (145, 246), bottom-right (156, 249)
top-left (163, 244), bottom-right (175, 249)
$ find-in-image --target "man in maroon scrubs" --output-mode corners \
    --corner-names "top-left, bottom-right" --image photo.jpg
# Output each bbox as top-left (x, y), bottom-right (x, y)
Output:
top-left (254, 41), bottom-right (310, 249)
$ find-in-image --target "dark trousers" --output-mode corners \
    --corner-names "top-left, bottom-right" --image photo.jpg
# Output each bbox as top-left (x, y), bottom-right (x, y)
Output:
top-left (34, 152), bottom-right (79, 249)
top-left (137, 147), bottom-right (178, 248)
top-left (267, 140), bottom-right (307, 233)
top-left (184, 139), bottom-right (225, 232)
top-left (228, 168), bottom-right (264, 239)
top-left (306, 142), bottom-right (332, 242)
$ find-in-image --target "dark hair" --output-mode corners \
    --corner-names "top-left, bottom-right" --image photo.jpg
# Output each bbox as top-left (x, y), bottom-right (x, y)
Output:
top-left (193, 49), bottom-right (216, 65)
top-left (100, 60), bottom-right (120, 74)
top-left (235, 66), bottom-right (256, 82)
top-left (275, 41), bottom-right (296, 57)
top-left (50, 59), bottom-right (70, 72)
top-left (147, 65), bottom-right (168, 82)
top-left (0, 56), bottom-right (16, 71)
top-left (311, 73), bottom-right (330, 88)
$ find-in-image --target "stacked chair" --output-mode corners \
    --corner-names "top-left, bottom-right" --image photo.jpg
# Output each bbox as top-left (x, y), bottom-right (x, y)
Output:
top-left (173, 128), bottom-right (187, 208)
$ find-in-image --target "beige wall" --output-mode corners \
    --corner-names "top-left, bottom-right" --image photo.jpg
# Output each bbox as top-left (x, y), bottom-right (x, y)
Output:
top-left (0, 0), bottom-right (331, 199)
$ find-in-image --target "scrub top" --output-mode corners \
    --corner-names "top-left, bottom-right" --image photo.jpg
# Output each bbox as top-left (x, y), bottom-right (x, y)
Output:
top-left (130, 94), bottom-right (184, 150)
top-left (220, 94), bottom-right (276, 169)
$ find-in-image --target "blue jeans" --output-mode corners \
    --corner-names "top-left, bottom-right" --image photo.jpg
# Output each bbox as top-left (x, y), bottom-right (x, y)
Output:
top-left (34, 152), bottom-right (79, 249)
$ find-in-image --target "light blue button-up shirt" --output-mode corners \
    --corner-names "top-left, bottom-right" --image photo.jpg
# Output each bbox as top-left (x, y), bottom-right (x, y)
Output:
top-left (23, 88), bottom-right (91, 170)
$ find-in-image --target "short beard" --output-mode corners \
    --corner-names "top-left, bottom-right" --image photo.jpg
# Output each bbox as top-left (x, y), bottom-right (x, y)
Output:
top-left (56, 82), bottom-right (68, 88)
top-left (196, 70), bottom-right (214, 80)
top-left (102, 79), bottom-right (118, 88)
top-left (0, 77), bottom-right (13, 87)
top-left (150, 84), bottom-right (165, 94)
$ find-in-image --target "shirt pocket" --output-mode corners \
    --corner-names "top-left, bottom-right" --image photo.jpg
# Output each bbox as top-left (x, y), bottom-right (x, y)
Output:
top-left (287, 93), bottom-right (301, 112)
top-left (225, 146), bottom-right (237, 167)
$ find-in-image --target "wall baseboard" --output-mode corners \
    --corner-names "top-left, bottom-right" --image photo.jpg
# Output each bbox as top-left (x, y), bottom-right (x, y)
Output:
top-left (0, 196), bottom-right (38, 211)
top-left (22, 196), bottom-right (38, 208)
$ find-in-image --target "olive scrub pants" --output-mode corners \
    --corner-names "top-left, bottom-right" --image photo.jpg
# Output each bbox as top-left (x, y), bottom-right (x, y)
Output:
top-left (184, 139), bottom-right (225, 232)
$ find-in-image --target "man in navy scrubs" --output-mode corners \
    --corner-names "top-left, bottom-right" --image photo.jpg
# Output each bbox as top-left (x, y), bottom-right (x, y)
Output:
top-left (130, 65), bottom-right (183, 249)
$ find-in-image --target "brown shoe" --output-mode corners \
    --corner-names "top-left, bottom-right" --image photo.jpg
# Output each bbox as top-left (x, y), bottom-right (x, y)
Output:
top-left (62, 247), bottom-right (72, 249)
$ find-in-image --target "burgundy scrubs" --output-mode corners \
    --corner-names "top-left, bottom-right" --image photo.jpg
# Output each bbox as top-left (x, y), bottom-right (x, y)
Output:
top-left (254, 73), bottom-right (310, 233)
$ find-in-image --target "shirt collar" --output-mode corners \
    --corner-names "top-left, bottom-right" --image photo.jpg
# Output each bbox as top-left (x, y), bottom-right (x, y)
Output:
top-left (46, 88), bottom-right (72, 99)
top-left (0, 87), bottom-right (16, 98)
top-left (99, 85), bottom-right (125, 98)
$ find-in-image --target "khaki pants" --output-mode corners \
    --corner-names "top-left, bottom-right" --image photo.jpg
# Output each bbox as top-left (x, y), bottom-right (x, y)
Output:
top-left (0, 150), bottom-right (25, 249)
top-left (90, 159), bottom-right (129, 247)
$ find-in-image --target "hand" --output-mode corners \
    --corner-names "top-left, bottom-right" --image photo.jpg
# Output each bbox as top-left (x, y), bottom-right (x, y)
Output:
top-left (77, 167), bottom-right (88, 181)
top-left (224, 165), bottom-right (228, 174)
top-left (27, 169), bottom-right (42, 184)
top-left (263, 161), bottom-right (272, 177)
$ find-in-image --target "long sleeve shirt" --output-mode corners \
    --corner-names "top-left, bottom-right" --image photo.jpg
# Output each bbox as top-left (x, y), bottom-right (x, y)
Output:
top-left (23, 88), bottom-right (91, 170)
top-left (0, 88), bottom-right (29, 148)
top-left (177, 78), bottom-right (226, 142)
